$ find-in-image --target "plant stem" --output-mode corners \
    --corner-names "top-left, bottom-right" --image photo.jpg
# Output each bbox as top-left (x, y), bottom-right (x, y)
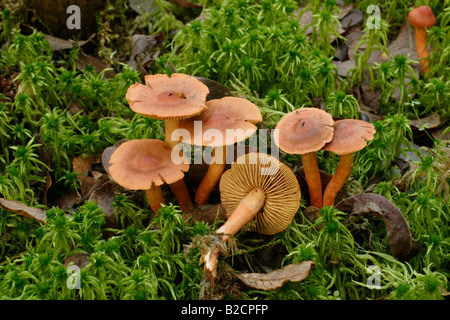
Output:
top-left (195, 145), bottom-right (227, 205)
top-left (323, 153), bottom-right (354, 207)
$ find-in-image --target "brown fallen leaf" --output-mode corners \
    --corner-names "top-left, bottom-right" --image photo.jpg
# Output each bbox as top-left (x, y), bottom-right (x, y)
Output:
top-left (43, 33), bottom-right (95, 51)
top-left (335, 193), bottom-right (420, 261)
top-left (101, 139), bottom-right (130, 179)
top-left (193, 76), bottom-right (232, 101)
top-left (169, 0), bottom-right (202, 8)
top-left (76, 48), bottom-right (116, 78)
top-left (0, 198), bottom-right (47, 224)
top-left (234, 261), bottom-right (316, 290)
top-left (88, 181), bottom-right (120, 230)
top-left (431, 123), bottom-right (450, 140)
top-left (63, 252), bottom-right (90, 269)
top-left (410, 111), bottom-right (442, 130)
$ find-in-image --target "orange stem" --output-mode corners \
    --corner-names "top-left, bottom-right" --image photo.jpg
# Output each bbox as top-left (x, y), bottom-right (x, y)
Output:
top-left (164, 118), bottom-right (193, 210)
top-left (414, 27), bottom-right (430, 74)
top-left (216, 189), bottom-right (265, 241)
top-left (322, 153), bottom-right (353, 207)
top-left (203, 189), bottom-right (265, 283)
top-left (302, 152), bottom-right (323, 208)
top-left (145, 185), bottom-right (165, 215)
top-left (195, 145), bottom-right (227, 205)
top-left (169, 179), bottom-right (193, 211)
top-left (164, 118), bottom-right (181, 150)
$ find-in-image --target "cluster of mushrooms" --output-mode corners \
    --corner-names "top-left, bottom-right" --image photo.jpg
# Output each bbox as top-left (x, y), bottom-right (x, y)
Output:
top-left (107, 73), bottom-right (376, 283)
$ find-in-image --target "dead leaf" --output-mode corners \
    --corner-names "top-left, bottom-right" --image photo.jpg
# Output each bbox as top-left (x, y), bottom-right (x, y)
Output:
top-left (76, 48), bottom-right (116, 78)
top-left (410, 111), bottom-right (442, 130)
top-left (169, 0), bottom-right (202, 8)
top-left (431, 123), bottom-right (450, 140)
top-left (127, 34), bottom-right (161, 70)
top-left (63, 252), bottom-right (90, 269)
top-left (0, 198), bottom-right (47, 224)
top-left (333, 59), bottom-right (356, 77)
top-left (102, 139), bottom-right (130, 179)
top-left (234, 261), bottom-right (316, 290)
top-left (339, 9), bottom-right (363, 29)
top-left (193, 76), bottom-right (232, 101)
top-left (335, 193), bottom-right (420, 261)
top-left (129, 0), bottom-right (158, 14)
top-left (88, 181), bottom-right (120, 226)
top-left (43, 33), bottom-right (95, 51)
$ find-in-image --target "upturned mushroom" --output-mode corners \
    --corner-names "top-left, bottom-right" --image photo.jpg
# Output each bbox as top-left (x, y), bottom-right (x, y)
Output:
top-left (322, 119), bottom-right (376, 207)
top-left (108, 139), bottom-right (190, 214)
top-left (180, 96), bottom-right (262, 205)
top-left (408, 6), bottom-right (436, 74)
top-left (201, 152), bottom-right (301, 282)
top-left (274, 108), bottom-right (334, 208)
top-left (126, 73), bottom-right (210, 210)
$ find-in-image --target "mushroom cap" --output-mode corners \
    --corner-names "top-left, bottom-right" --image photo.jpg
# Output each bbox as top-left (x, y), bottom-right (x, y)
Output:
top-left (408, 6), bottom-right (436, 28)
top-left (219, 153), bottom-right (301, 235)
top-left (109, 139), bottom-right (190, 190)
top-left (322, 119), bottom-right (376, 155)
top-left (126, 73), bottom-right (209, 120)
top-left (274, 108), bottom-right (334, 154)
top-left (180, 96), bottom-right (262, 147)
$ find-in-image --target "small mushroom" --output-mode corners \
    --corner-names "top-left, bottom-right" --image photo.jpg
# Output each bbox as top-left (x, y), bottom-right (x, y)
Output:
top-left (322, 119), bottom-right (376, 207)
top-left (180, 96), bottom-right (262, 205)
top-left (202, 153), bottom-right (301, 282)
top-left (274, 108), bottom-right (334, 208)
top-left (108, 139), bottom-right (190, 214)
top-left (408, 6), bottom-right (436, 74)
top-left (126, 73), bottom-right (210, 210)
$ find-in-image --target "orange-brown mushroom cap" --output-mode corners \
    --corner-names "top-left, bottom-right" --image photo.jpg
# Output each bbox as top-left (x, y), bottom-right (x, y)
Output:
top-left (126, 73), bottom-right (209, 120)
top-left (322, 119), bottom-right (376, 155)
top-left (274, 108), bottom-right (334, 154)
top-left (408, 6), bottom-right (436, 28)
top-left (109, 139), bottom-right (190, 190)
top-left (180, 96), bottom-right (262, 147)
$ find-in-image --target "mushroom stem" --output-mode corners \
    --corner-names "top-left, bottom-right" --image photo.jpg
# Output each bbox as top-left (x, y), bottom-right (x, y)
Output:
top-left (414, 27), bottom-right (430, 74)
top-left (145, 185), bottom-right (166, 215)
top-left (195, 145), bottom-right (227, 205)
top-left (169, 179), bottom-right (193, 211)
top-left (302, 152), bottom-right (323, 208)
top-left (322, 153), bottom-right (354, 207)
top-left (164, 118), bottom-right (181, 150)
top-left (203, 189), bottom-right (265, 282)
top-left (164, 118), bottom-right (194, 210)
top-left (217, 189), bottom-right (265, 241)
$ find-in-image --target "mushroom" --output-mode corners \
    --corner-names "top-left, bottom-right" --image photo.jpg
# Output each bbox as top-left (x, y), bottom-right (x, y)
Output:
top-left (202, 152), bottom-right (301, 282)
top-left (408, 6), bottom-right (436, 74)
top-left (180, 96), bottom-right (262, 205)
top-left (126, 73), bottom-right (210, 210)
top-left (322, 119), bottom-right (376, 207)
top-left (108, 139), bottom-right (190, 214)
top-left (274, 108), bottom-right (334, 208)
